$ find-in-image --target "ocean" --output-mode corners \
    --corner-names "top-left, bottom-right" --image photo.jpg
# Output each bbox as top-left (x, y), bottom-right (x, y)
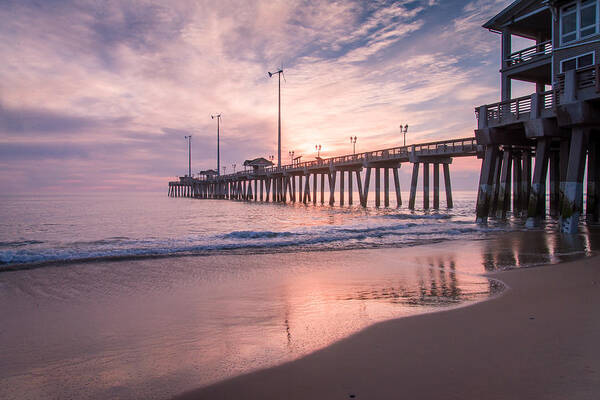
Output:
top-left (1, 191), bottom-right (514, 267)
top-left (0, 192), bottom-right (597, 399)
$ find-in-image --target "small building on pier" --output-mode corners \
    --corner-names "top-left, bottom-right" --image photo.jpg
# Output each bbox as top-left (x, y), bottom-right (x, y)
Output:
top-left (475, 0), bottom-right (600, 232)
top-left (243, 157), bottom-right (274, 172)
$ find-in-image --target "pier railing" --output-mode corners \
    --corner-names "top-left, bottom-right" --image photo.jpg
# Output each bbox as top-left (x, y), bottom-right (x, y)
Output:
top-left (183, 137), bottom-right (478, 181)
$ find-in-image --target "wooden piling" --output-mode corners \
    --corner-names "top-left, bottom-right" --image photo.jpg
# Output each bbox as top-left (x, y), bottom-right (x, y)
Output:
top-left (393, 167), bottom-right (402, 207)
top-left (328, 171), bottom-right (336, 206)
top-left (313, 173), bottom-right (317, 205)
top-left (362, 168), bottom-right (372, 207)
top-left (409, 163), bottom-right (419, 210)
top-left (348, 171), bottom-right (353, 205)
top-left (443, 164), bottom-right (453, 208)
top-left (433, 164), bottom-right (439, 209)
top-left (320, 174), bottom-right (325, 204)
top-left (375, 168), bottom-right (381, 207)
top-left (384, 168), bottom-right (390, 207)
top-left (355, 170), bottom-right (364, 207)
top-left (423, 162), bottom-right (430, 209)
top-left (340, 170), bottom-right (345, 206)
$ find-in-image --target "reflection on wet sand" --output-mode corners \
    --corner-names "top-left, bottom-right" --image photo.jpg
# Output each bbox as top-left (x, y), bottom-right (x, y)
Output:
top-left (481, 228), bottom-right (598, 271)
top-left (1, 228), bottom-right (598, 400)
top-left (339, 256), bottom-right (503, 308)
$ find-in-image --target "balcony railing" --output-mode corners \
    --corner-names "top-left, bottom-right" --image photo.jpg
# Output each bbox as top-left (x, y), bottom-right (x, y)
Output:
top-left (475, 90), bottom-right (554, 127)
top-left (504, 40), bottom-right (552, 68)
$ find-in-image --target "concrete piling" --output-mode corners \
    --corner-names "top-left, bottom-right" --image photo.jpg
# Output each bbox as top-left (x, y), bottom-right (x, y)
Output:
top-left (527, 138), bottom-right (550, 227)
top-left (559, 128), bottom-right (588, 233)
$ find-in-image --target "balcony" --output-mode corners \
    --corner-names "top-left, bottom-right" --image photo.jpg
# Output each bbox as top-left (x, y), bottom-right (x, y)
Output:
top-left (476, 65), bottom-right (600, 129)
top-left (504, 40), bottom-right (552, 69)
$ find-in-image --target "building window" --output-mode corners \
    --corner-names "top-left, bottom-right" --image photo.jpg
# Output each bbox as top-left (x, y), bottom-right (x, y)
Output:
top-left (560, 0), bottom-right (599, 44)
top-left (560, 52), bottom-right (596, 72)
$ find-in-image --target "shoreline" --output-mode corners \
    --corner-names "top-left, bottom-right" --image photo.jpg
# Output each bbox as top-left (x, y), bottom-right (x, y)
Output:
top-left (173, 254), bottom-right (600, 400)
top-left (2, 224), bottom-right (596, 273)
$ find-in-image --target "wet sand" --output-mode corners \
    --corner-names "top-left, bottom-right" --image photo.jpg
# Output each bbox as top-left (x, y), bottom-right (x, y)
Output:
top-left (175, 254), bottom-right (600, 400)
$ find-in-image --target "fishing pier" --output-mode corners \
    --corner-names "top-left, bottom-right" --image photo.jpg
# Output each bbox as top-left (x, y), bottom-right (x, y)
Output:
top-left (169, 0), bottom-right (600, 234)
top-left (169, 137), bottom-right (477, 210)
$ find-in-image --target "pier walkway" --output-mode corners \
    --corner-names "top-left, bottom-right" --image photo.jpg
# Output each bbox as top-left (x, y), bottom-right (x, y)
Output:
top-left (169, 137), bottom-right (479, 210)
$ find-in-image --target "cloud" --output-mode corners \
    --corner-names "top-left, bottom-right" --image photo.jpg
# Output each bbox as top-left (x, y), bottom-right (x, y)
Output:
top-left (0, 0), bottom-right (510, 193)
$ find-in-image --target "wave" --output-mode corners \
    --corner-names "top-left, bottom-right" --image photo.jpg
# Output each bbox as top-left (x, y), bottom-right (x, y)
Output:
top-left (0, 240), bottom-right (45, 248)
top-left (0, 221), bottom-right (507, 268)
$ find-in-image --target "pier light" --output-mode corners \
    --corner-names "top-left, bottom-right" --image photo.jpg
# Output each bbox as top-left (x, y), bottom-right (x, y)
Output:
top-left (350, 136), bottom-right (357, 155)
top-left (232, 163), bottom-right (236, 173)
top-left (315, 144), bottom-right (322, 159)
top-left (211, 114), bottom-right (222, 175)
top-left (267, 67), bottom-right (285, 168)
top-left (289, 150), bottom-right (294, 164)
top-left (184, 135), bottom-right (192, 177)
top-left (400, 124), bottom-right (409, 146)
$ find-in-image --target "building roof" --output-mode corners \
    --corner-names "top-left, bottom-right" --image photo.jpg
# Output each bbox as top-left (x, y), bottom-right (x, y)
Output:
top-left (243, 157), bottom-right (273, 167)
top-left (199, 169), bottom-right (218, 176)
top-left (483, 0), bottom-right (551, 40)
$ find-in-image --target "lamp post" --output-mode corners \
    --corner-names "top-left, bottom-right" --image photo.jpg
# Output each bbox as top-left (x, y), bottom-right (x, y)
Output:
top-left (184, 135), bottom-right (192, 177)
top-left (211, 114), bottom-right (221, 175)
top-left (400, 124), bottom-right (408, 146)
top-left (222, 166), bottom-right (227, 175)
top-left (267, 68), bottom-right (284, 167)
top-left (350, 136), bottom-right (357, 155)
top-left (315, 144), bottom-right (321, 158)
top-left (232, 163), bottom-right (236, 173)
top-left (289, 150), bottom-right (294, 164)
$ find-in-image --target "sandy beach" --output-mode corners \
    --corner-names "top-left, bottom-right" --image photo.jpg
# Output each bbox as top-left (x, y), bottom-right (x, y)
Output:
top-left (175, 254), bottom-right (600, 400)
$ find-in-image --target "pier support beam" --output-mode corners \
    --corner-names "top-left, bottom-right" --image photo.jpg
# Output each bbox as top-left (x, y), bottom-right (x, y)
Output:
top-left (313, 173), bottom-right (317, 205)
top-left (361, 168), bottom-right (371, 207)
top-left (549, 151), bottom-right (560, 215)
top-left (527, 138), bottom-right (550, 226)
top-left (328, 171), bottom-right (336, 206)
top-left (490, 151), bottom-right (503, 215)
top-left (321, 174), bottom-right (325, 204)
top-left (522, 152), bottom-right (532, 213)
top-left (384, 168), bottom-right (390, 207)
top-left (476, 146), bottom-right (500, 223)
top-left (497, 150), bottom-right (512, 219)
top-left (348, 171), bottom-right (353, 205)
top-left (433, 164), bottom-right (440, 209)
top-left (512, 153), bottom-right (522, 215)
top-left (375, 168), bottom-right (381, 207)
top-left (409, 163), bottom-right (419, 210)
top-left (587, 138), bottom-right (600, 222)
top-left (423, 162), bottom-right (430, 210)
top-left (443, 164), bottom-right (453, 208)
top-left (340, 171), bottom-right (345, 206)
top-left (560, 128), bottom-right (588, 233)
top-left (393, 167), bottom-right (402, 208)
top-left (355, 170), bottom-right (364, 207)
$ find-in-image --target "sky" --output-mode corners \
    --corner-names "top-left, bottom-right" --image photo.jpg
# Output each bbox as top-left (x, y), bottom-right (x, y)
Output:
top-left (0, 0), bottom-right (520, 193)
